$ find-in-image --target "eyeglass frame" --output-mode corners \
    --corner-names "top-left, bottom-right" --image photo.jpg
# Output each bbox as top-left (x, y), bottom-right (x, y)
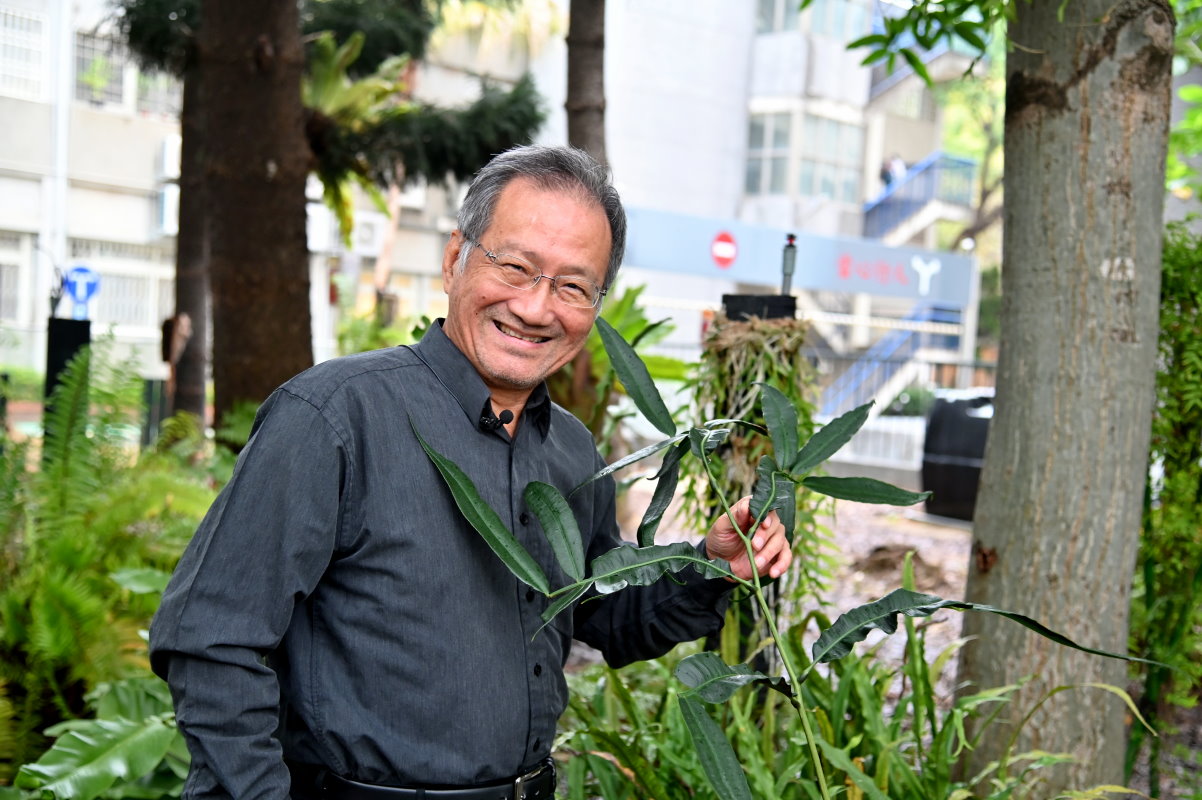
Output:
top-left (468, 240), bottom-right (608, 310)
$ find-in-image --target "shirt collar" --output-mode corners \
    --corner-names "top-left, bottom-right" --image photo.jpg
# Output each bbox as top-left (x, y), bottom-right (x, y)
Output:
top-left (413, 320), bottom-right (551, 439)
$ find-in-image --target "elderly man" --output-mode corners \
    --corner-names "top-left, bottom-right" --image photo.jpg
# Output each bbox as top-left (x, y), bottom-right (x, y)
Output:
top-left (150, 145), bottom-right (791, 800)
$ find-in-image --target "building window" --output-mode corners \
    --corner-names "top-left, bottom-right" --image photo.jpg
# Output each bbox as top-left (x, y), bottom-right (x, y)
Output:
top-left (806, 0), bottom-right (870, 42)
top-left (93, 272), bottom-right (151, 326)
top-left (745, 112), bottom-right (791, 195)
top-left (756, 0), bottom-right (800, 33)
top-left (799, 114), bottom-right (863, 203)
top-left (0, 7), bottom-right (47, 101)
top-left (75, 32), bottom-right (129, 106)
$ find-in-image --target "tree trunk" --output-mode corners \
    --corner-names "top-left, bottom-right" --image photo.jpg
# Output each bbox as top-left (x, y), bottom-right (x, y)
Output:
top-left (171, 61), bottom-right (209, 423)
top-left (957, 0), bottom-right (1174, 792)
top-left (199, 0), bottom-right (313, 427)
top-left (565, 0), bottom-right (607, 165)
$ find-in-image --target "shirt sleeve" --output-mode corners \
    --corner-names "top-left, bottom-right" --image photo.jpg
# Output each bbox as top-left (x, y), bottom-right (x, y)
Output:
top-left (149, 389), bottom-right (347, 800)
top-left (571, 456), bottom-right (733, 668)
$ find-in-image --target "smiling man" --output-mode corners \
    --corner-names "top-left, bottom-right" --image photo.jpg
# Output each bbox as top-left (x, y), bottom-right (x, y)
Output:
top-left (150, 145), bottom-right (791, 800)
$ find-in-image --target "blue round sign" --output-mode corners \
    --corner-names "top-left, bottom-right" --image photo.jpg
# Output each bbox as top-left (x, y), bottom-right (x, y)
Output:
top-left (64, 265), bottom-right (101, 303)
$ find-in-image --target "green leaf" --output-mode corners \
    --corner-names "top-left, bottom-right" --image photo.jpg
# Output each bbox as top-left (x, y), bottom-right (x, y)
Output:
top-left (15, 716), bottom-right (177, 800)
top-left (524, 482), bottom-right (585, 582)
top-left (688, 427), bottom-right (729, 460)
top-left (570, 433), bottom-right (686, 496)
top-left (791, 402), bottom-right (872, 473)
top-left (596, 317), bottom-right (676, 436)
top-left (590, 542), bottom-right (731, 594)
top-left (802, 476), bottom-right (930, 506)
top-left (678, 695), bottom-right (753, 800)
top-left (811, 589), bottom-right (1168, 668)
top-left (675, 652), bottom-right (793, 704)
top-left (901, 47), bottom-right (932, 85)
top-left (412, 418), bottom-right (550, 594)
top-left (539, 583), bottom-right (590, 630)
top-left (847, 33), bottom-right (890, 49)
top-left (814, 740), bottom-right (890, 800)
top-left (637, 440), bottom-right (688, 547)
top-left (759, 384), bottom-right (798, 463)
top-left (109, 568), bottom-right (171, 595)
top-left (952, 21), bottom-right (988, 52)
top-left (750, 456), bottom-right (797, 541)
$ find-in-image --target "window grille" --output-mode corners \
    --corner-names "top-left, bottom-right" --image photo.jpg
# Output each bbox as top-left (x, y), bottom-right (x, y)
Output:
top-left (137, 70), bottom-right (181, 116)
top-left (0, 7), bottom-right (46, 101)
top-left (92, 272), bottom-right (151, 326)
top-left (75, 32), bottom-right (128, 106)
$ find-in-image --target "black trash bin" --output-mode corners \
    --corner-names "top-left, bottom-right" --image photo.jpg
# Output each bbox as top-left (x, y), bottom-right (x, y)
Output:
top-left (921, 390), bottom-right (993, 521)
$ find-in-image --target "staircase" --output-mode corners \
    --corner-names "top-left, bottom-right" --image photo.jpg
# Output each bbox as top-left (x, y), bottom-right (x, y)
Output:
top-left (819, 306), bottom-right (961, 418)
top-left (863, 152), bottom-right (975, 244)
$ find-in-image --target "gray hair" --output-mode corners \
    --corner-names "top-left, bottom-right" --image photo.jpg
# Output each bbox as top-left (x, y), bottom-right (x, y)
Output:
top-left (454, 145), bottom-right (626, 290)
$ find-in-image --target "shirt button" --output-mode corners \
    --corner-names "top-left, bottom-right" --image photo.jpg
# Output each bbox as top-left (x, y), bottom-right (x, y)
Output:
top-left (533, 663), bottom-right (542, 677)
top-left (526, 589), bottom-right (536, 602)
top-left (519, 512), bottom-right (531, 525)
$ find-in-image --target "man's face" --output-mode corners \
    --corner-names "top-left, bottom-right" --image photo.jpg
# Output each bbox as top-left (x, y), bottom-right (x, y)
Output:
top-left (441, 177), bottom-right (612, 400)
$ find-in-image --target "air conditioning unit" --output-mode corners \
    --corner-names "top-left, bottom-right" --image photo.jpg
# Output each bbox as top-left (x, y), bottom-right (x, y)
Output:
top-left (158, 134), bottom-right (182, 181)
top-left (351, 212), bottom-right (388, 257)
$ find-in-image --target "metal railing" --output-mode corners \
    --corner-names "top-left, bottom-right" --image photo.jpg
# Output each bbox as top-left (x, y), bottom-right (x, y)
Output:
top-left (817, 305), bottom-right (963, 417)
top-left (863, 152), bottom-right (976, 240)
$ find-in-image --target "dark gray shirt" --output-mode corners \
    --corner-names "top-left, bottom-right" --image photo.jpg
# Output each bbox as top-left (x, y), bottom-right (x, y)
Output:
top-left (150, 322), bottom-right (731, 799)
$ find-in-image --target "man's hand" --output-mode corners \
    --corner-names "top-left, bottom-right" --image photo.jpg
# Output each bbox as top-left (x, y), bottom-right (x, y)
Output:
top-left (704, 496), bottom-right (792, 582)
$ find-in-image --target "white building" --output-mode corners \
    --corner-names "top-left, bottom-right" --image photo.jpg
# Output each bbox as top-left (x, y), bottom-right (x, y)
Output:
top-left (0, 0), bottom-right (977, 392)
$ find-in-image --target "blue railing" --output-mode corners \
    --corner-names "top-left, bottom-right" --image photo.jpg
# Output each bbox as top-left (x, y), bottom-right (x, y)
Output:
top-left (862, 151), bottom-right (975, 240)
top-left (819, 306), bottom-right (961, 417)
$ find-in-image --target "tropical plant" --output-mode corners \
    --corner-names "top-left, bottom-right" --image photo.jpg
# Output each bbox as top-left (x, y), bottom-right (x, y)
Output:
top-left (0, 343), bottom-right (216, 782)
top-left (1126, 222), bottom-right (1202, 795)
top-left (415, 318), bottom-right (1159, 800)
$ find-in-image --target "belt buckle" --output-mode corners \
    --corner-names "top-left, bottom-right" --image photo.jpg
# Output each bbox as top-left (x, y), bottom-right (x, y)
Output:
top-left (512, 764), bottom-right (544, 800)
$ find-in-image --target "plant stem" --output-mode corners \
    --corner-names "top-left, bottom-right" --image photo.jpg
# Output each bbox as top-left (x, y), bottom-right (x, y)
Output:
top-left (705, 461), bottom-right (832, 800)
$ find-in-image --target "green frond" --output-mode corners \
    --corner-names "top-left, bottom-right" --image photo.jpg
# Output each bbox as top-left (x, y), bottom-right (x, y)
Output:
top-left (27, 571), bottom-right (107, 666)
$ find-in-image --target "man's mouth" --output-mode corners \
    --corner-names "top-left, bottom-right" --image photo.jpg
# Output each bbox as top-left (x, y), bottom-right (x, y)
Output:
top-left (496, 322), bottom-right (550, 344)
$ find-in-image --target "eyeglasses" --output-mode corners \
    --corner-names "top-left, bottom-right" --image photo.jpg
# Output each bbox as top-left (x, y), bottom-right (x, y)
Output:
top-left (471, 241), bottom-right (607, 309)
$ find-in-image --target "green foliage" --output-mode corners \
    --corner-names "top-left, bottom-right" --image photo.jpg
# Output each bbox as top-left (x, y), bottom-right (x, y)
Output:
top-left (546, 285), bottom-right (689, 449)
top-left (0, 368), bottom-right (42, 404)
top-left (301, 0), bottom-right (439, 73)
top-left (0, 343), bottom-right (217, 781)
top-left (12, 678), bottom-right (187, 800)
top-left (420, 319), bottom-right (1149, 800)
top-left (1127, 222), bottom-right (1202, 792)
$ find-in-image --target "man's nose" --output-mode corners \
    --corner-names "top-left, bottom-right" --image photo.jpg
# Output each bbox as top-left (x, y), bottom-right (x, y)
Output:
top-left (508, 276), bottom-right (558, 323)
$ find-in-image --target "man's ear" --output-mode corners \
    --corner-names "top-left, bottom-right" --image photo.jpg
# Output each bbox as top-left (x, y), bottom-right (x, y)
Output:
top-left (441, 230), bottom-right (464, 290)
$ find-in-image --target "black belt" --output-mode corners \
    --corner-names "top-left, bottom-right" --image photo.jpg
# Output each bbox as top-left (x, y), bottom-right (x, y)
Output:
top-left (288, 760), bottom-right (555, 800)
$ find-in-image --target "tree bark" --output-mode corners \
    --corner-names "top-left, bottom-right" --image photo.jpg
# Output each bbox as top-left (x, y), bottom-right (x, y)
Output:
top-left (198, 0), bottom-right (313, 426)
top-left (171, 61), bottom-right (209, 423)
top-left (565, 0), bottom-right (607, 165)
top-left (957, 0), bottom-right (1174, 792)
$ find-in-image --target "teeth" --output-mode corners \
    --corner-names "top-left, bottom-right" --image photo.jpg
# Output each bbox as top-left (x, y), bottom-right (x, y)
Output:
top-left (498, 323), bottom-right (548, 344)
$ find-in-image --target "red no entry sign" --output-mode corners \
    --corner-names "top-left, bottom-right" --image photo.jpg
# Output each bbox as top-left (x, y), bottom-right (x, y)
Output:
top-left (711, 231), bottom-right (737, 268)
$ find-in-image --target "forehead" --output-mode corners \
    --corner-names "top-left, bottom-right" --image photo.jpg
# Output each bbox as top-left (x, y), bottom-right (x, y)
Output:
top-left (485, 178), bottom-right (611, 265)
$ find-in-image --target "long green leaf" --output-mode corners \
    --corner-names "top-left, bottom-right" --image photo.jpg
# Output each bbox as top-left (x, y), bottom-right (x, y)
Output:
top-left (412, 419), bottom-right (549, 594)
top-left (814, 741), bottom-right (890, 800)
top-left (802, 475), bottom-right (930, 506)
top-left (15, 716), bottom-right (177, 800)
top-left (637, 440), bottom-right (688, 547)
top-left (759, 384), bottom-right (798, 462)
top-left (537, 583), bottom-right (591, 634)
top-left (678, 695), bottom-right (753, 800)
top-left (675, 652), bottom-right (793, 704)
top-left (791, 402), bottom-right (873, 473)
top-left (596, 317), bottom-right (676, 436)
top-left (811, 588), bottom-right (1168, 668)
top-left (524, 482), bottom-right (585, 582)
top-left (590, 542), bottom-right (731, 594)
top-left (569, 433), bottom-right (686, 496)
top-left (750, 456), bottom-right (797, 541)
